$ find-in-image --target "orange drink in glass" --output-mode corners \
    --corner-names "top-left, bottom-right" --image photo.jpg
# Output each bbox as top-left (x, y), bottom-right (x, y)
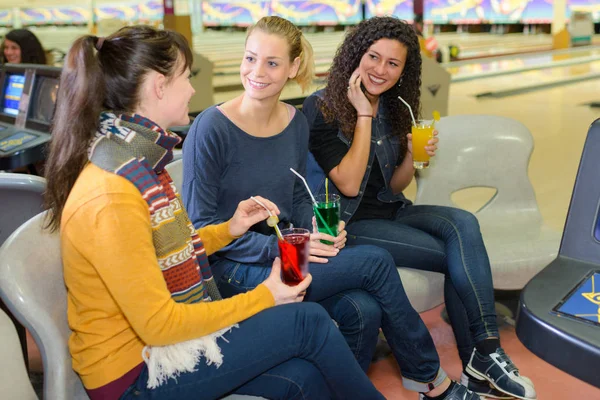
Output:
top-left (411, 119), bottom-right (434, 169)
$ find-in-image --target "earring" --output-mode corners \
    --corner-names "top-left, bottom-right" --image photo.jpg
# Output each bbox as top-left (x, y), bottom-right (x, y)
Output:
top-left (397, 77), bottom-right (403, 88)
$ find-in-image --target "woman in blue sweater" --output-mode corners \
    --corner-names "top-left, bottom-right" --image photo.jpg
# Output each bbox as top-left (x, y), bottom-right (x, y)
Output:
top-left (303, 16), bottom-right (536, 400)
top-left (183, 15), bottom-right (479, 400)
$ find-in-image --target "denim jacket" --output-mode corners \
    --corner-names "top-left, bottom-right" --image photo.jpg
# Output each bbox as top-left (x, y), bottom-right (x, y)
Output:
top-left (304, 90), bottom-right (412, 223)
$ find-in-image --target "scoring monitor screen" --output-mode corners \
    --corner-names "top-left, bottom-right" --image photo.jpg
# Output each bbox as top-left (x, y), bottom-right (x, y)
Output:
top-left (2, 73), bottom-right (25, 116)
top-left (28, 75), bottom-right (59, 125)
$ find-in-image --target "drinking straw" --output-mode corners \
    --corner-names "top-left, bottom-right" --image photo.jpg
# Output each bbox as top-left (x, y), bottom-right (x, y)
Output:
top-left (290, 168), bottom-right (317, 204)
top-left (287, 258), bottom-right (303, 281)
top-left (251, 196), bottom-right (284, 240)
top-left (325, 178), bottom-right (329, 205)
top-left (398, 95), bottom-right (417, 127)
top-left (289, 168), bottom-right (337, 237)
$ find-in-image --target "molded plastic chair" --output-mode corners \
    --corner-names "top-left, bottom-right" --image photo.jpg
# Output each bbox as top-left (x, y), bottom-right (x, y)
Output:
top-left (397, 268), bottom-right (444, 312)
top-left (165, 158), bottom-right (184, 190)
top-left (0, 212), bottom-right (89, 399)
top-left (0, 308), bottom-right (37, 400)
top-left (415, 115), bottom-right (561, 290)
top-left (0, 211), bottom-right (262, 400)
top-left (0, 172), bottom-right (47, 371)
top-left (0, 172), bottom-right (46, 246)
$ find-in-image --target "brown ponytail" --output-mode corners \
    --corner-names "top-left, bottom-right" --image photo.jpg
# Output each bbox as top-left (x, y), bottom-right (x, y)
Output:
top-left (44, 35), bottom-right (104, 232)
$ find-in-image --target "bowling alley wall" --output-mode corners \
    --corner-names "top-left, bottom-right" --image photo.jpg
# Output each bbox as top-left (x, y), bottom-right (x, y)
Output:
top-left (0, 1), bottom-right (164, 27)
top-left (202, 0), bottom-right (600, 27)
top-left (0, 0), bottom-right (596, 28)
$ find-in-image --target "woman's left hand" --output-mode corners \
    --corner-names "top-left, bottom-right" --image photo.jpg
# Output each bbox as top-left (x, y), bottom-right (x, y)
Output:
top-left (228, 196), bottom-right (280, 237)
top-left (312, 217), bottom-right (347, 250)
top-left (333, 220), bottom-right (347, 250)
top-left (308, 219), bottom-right (348, 263)
top-left (406, 130), bottom-right (439, 157)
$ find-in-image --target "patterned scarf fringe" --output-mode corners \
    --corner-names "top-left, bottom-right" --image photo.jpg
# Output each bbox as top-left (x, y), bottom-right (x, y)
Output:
top-left (142, 324), bottom-right (238, 389)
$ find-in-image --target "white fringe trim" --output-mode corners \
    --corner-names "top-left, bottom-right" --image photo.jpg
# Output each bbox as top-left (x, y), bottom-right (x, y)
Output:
top-left (142, 324), bottom-right (237, 389)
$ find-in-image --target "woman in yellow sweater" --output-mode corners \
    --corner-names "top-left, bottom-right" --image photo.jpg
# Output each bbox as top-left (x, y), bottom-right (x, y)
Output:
top-left (43, 25), bottom-right (385, 400)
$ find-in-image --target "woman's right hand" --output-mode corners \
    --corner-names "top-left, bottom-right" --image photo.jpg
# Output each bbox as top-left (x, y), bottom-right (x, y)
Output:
top-left (262, 258), bottom-right (312, 305)
top-left (228, 196), bottom-right (280, 237)
top-left (347, 68), bottom-right (373, 117)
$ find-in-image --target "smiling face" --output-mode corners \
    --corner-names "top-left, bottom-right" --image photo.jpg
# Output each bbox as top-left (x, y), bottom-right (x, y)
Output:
top-left (3, 39), bottom-right (21, 64)
top-left (358, 38), bottom-right (407, 98)
top-left (240, 30), bottom-right (299, 101)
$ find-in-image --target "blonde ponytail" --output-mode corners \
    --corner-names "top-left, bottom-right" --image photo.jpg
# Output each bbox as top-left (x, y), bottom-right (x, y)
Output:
top-left (295, 34), bottom-right (314, 93)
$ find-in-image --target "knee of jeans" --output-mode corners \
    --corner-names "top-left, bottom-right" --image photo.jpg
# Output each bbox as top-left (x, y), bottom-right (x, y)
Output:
top-left (335, 291), bottom-right (382, 331)
top-left (356, 244), bottom-right (396, 269)
top-left (271, 359), bottom-right (328, 399)
top-left (297, 302), bottom-right (332, 325)
top-left (447, 208), bottom-right (481, 231)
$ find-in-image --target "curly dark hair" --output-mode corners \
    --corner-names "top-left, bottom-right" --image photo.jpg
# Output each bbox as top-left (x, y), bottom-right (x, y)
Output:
top-left (321, 17), bottom-right (421, 157)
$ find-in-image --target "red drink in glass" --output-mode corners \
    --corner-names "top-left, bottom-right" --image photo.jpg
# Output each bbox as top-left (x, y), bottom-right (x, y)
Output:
top-left (277, 228), bottom-right (310, 286)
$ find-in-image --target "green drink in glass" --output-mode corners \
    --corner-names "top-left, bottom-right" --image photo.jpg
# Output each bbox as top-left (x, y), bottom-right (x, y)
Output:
top-left (313, 193), bottom-right (340, 245)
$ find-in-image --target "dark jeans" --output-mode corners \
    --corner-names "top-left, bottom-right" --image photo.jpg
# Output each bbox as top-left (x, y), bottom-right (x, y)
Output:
top-left (212, 245), bottom-right (447, 392)
top-left (120, 303), bottom-right (383, 400)
top-left (346, 205), bottom-right (499, 366)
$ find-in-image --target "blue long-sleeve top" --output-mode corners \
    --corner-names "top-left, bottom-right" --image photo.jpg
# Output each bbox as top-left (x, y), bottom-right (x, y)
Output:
top-left (182, 106), bottom-right (314, 264)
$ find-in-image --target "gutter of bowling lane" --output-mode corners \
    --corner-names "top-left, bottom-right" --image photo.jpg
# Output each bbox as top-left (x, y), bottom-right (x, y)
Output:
top-left (444, 45), bottom-right (600, 68)
top-left (475, 72), bottom-right (600, 99)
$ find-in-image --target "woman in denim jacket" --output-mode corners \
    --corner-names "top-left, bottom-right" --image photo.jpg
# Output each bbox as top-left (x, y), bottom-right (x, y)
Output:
top-left (303, 16), bottom-right (536, 400)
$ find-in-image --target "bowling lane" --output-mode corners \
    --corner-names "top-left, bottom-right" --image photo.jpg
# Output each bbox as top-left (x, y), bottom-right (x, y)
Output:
top-left (439, 33), bottom-right (553, 59)
top-left (449, 47), bottom-right (600, 79)
top-left (453, 59), bottom-right (600, 95)
top-left (437, 33), bottom-right (600, 60)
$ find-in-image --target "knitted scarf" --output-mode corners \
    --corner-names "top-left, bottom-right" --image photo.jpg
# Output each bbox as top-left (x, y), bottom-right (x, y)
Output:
top-left (89, 112), bottom-right (235, 389)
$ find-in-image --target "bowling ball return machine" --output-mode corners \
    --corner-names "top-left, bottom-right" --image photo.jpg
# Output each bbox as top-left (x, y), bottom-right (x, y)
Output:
top-left (517, 118), bottom-right (600, 388)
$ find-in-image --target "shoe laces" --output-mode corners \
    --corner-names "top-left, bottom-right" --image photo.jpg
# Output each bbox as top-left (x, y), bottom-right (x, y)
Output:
top-left (495, 348), bottom-right (519, 374)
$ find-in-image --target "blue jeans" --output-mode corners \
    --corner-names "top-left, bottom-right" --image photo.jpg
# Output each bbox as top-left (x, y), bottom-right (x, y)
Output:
top-left (346, 205), bottom-right (499, 366)
top-left (212, 245), bottom-right (447, 392)
top-left (120, 303), bottom-right (384, 400)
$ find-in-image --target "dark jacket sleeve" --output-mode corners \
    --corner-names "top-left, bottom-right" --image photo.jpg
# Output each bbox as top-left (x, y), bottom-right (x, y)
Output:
top-left (303, 94), bottom-right (349, 175)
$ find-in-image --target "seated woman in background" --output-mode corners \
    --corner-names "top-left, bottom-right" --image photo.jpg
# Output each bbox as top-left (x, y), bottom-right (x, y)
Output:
top-left (183, 15), bottom-right (479, 400)
top-left (1, 28), bottom-right (46, 64)
top-left (303, 16), bottom-right (536, 400)
top-left (43, 25), bottom-right (385, 400)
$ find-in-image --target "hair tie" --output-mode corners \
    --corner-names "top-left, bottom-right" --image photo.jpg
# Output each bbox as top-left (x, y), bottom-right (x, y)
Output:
top-left (95, 37), bottom-right (105, 51)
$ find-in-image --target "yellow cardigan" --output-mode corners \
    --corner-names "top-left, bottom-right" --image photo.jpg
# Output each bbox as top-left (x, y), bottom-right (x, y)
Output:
top-left (61, 163), bottom-right (274, 389)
